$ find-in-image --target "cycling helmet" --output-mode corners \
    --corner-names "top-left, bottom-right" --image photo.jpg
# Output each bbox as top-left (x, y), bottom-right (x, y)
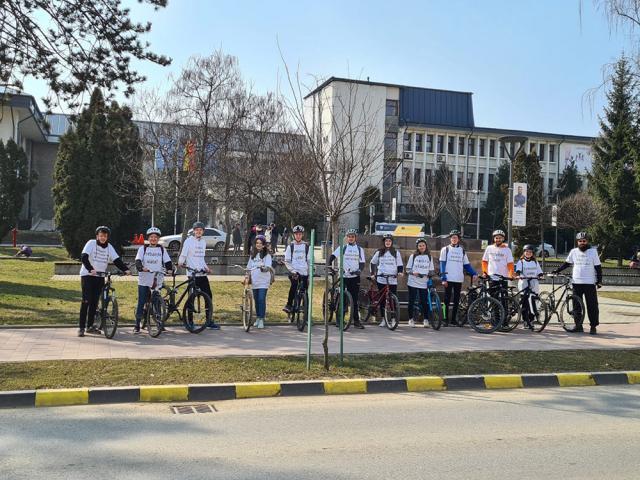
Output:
top-left (449, 229), bottom-right (461, 237)
top-left (523, 244), bottom-right (535, 251)
top-left (492, 229), bottom-right (506, 238)
top-left (95, 226), bottom-right (111, 235)
top-left (576, 232), bottom-right (588, 240)
top-left (192, 221), bottom-right (206, 230)
top-left (346, 228), bottom-right (358, 235)
top-left (255, 234), bottom-right (267, 243)
top-left (146, 227), bottom-right (161, 237)
top-left (292, 225), bottom-right (304, 233)
top-left (382, 233), bottom-right (393, 240)
top-left (415, 237), bottom-right (428, 245)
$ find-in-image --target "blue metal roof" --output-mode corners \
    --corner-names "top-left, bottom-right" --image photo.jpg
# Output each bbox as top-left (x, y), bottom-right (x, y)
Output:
top-left (399, 86), bottom-right (474, 129)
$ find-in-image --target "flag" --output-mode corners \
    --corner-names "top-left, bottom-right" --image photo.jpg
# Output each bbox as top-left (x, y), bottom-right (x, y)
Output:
top-left (183, 139), bottom-right (196, 172)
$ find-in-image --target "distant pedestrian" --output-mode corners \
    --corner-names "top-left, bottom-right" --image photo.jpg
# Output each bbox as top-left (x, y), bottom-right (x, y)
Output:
top-left (232, 223), bottom-right (242, 254)
top-left (363, 225), bottom-right (370, 235)
top-left (271, 223), bottom-right (279, 253)
top-left (15, 244), bottom-right (32, 258)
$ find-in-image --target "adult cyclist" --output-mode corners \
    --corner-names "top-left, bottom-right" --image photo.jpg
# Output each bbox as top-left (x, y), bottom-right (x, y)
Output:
top-left (329, 228), bottom-right (366, 329)
top-left (481, 229), bottom-right (514, 313)
top-left (283, 225), bottom-right (310, 314)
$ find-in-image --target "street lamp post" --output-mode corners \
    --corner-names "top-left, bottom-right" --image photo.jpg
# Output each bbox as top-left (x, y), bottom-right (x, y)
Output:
top-left (472, 189), bottom-right (481, 239)
top-left (498, 135), bottom-right (528, 247)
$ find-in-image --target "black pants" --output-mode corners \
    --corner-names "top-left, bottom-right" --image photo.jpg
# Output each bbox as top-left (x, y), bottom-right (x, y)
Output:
top-left (194, 276), bottom-right (214, 325)
top-left (572, 283), bottom-right (599, 327)
top-left (443, 281), bottom-right (462, 325)
top-left (344, 276), bottom-right (361, 323)
top-left (407, 286), bottom-right (428, 321)
top-left (489, 279), bottom-right (509, 311)
top-left (79, 275), bottom-right (105, 330)
top-left (376, 282), bottom-right (397, 315)
top-left (287, 275), bottom-right (309, 306)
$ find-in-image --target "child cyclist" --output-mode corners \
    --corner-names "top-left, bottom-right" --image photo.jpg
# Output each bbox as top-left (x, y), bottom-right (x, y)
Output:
top-left (78, 226), bottom-right (130, 337)
top-left (514, 244), bottom-right (544, 329)
top-left (178, 221), bottom-right (220, 330)
top-left (370, 233), bottom-right (403, 327)
top-left (283, 225), bottom-right (310, 314)
top-left (245, 235), bottom-right (273, 329)
top-left (134, 227), bottom-right (173, 333)
top-left (440, 229), bottom-right (477, 326)
top-left (406, 237), bottom-right (434, 328)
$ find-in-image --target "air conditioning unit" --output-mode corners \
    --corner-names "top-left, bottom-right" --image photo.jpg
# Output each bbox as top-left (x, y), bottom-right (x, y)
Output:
top-left (403, 152), bottom-right (413, 160)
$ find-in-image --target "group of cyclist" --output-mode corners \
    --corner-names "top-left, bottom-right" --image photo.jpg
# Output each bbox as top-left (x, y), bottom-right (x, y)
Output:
top-left (76, 221), bottom-right (603, 337)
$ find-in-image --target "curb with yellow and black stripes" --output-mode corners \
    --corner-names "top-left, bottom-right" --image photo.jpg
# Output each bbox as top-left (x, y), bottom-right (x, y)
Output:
top-left (2, 371), bottom-right (639, 408)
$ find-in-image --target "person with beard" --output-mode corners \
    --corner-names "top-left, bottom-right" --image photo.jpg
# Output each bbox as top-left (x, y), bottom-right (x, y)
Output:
top-left (553, 232), bottom-right (602, 334)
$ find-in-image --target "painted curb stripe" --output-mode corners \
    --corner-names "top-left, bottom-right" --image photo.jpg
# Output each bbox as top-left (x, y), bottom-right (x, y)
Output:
top-left (484, 375), bottom-right (524, 389)
top-left (521, 374), bottom-right (560, 388)
top-left (189, 384), bottom-right (236, 401)
top-left (444, 376), bottom-right (485, 390)
top-left (89, 387), bottom-right (140, 404)
top-left (139, 385), bottom-right (188, 402)
top-left (366, 378), bottom-right (407, 393)
top-left (0, 390), bottom-right (36, 408)
top-left (323, 379), bottom-right (367, 395)
top-left (556, 373), bottom-right (595, 387)
top-left (280, 382), bottom-right (325, 396)
top-left (406, 376), bottom-right (446, 392)
top-left (35, 388), bottom-right (88, 407)
top-left (626, 372), bottom-right (640, 384)
top-left (236, 382), bottom-right (281, 399)
top-left (592, 372), bottom-right (630, 386)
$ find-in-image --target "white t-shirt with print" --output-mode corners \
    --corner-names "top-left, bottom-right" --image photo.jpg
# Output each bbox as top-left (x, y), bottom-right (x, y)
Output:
top-left (406, 253), bottom-right (434, 289)
top-left (284, 242), bottom-right (310, 276)
top-left (178, 236), bottom-right (208, 276)
top-left (247, 254), bottom-right (273, 290)
top-left (332, 244), bottom-right (365, 279)
top-left (439, 245), bottom-right (470, 283)
top-left (515, 258), bottom-right (543, 293)
top-left (79, 240), bottom-right (120, 276)
top-left (566, 247), bottom-right (601, 284)
top-left (136, 245), bottom-right (172, 288)
top-left (482, 244), bottom-right (514, 280)
top-left (370, 249), bottom-right (403, 285)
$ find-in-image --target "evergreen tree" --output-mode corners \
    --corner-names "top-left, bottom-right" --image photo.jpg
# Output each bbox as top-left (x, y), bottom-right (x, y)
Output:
top-left (509, 150), bottom-right (545, 250)
top-left (480, 161), bottom-right (509, 238)
top-left (558, 160), bottom-right (583, 199)
top-left (0, 139), bottom-right (36, 238)
top-left (590, 57), bottom-right (640, 262)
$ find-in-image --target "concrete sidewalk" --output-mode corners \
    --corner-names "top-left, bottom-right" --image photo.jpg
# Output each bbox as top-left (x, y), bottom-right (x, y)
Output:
top-left (1, 321), bottom-right (639, 362)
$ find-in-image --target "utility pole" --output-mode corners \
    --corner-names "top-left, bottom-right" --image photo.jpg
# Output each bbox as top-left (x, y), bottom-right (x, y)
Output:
top-left (498, 135), bottom-right (528, 247)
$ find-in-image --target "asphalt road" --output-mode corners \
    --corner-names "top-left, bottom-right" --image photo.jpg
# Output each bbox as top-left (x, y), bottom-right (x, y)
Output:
top-left (2, 386), bottom-right (640, 479)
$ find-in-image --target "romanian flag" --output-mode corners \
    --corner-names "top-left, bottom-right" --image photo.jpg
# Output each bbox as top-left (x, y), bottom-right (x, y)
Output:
top-left (183, 140), bottom-right (196, 172)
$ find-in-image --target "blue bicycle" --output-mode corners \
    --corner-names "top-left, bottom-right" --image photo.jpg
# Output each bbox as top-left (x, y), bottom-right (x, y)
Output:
top-left (409, 274), bottom-right (443, 330)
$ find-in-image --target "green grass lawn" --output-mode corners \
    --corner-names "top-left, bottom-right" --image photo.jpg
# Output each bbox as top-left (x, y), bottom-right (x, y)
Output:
top-left (0, 246), bottom-right (326, 326)
top-left (1, 349), bottom-right (639, 391)
top-left (600, 292), bottom-right (640, 304)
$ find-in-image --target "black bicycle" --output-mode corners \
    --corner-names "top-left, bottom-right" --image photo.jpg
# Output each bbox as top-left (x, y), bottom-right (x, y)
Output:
top-left (539, 273), bottom-right (585, 331)
top-left (514, 276), bottom-right (550, 332)
top-left (140, 271), bottom-right (167, 338)
top-left (465, 276), bottom-right (505, 333)
top-left (288, 273), bottom-right (309, 332)
top-left (323, 267), bottom-right (353, 331)
top-left (95, 271), bottom-right (126, 339)
top-left (160, 267), bottom-right (213, 334)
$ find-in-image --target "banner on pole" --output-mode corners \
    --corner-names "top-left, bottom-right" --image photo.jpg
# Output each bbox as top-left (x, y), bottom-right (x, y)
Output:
top-left (512, 182), bottom-right (527, 227)
top-left (551, 204), bottom-right (558, 227)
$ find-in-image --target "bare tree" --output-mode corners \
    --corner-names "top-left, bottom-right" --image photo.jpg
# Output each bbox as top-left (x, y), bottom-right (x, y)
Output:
top-left (407, 163), bottom-right (452, 236)
top-left (446, 189), bottom-right (473, 236)
top-left (557, 191), bottom-right (602, 232)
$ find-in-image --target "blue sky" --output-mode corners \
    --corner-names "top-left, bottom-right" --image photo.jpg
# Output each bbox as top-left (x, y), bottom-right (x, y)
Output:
top-left (25, 0), bottom-right (631, 136)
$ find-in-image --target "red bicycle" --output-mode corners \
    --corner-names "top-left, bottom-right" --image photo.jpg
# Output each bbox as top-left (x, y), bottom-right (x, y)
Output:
top-left (358, 274), bottom-right (400, 330)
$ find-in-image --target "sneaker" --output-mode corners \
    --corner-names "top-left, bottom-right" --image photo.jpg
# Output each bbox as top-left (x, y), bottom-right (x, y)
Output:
top-left (207, 323), bottom-right (221, 330)
top-left (423, 318), bottom-right (428, 328)
top-left (354, 322), bottom-right (365, 329)
top-left (589, 326), bottom-right (597, 335)
top-left (77, 329), bottom-right (85, 337)
top-left (408, 319), bottom-right (416, 328)
top-left (569, 325), bottom-right (584, 333)
top-left (256, 318), bottom-right (265, 329)
top-left (378, 320), bottom-right (386, 327)
top-left (283, 305), bottom-right (292, 314)
top-left (133, 326), bottom-right (140, 334)
top-left (86, 325), bottom-right (98, 333)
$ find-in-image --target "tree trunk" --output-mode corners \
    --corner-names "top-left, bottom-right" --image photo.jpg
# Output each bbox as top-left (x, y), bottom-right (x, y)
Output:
top-left (321, 219), bottom-right (334, 371)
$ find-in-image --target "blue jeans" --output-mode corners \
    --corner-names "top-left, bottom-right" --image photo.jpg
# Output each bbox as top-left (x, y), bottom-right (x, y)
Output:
top-left (135, 285), bottom-right (151, 326)
top-left (407, 286), bottom-right (429, 320)
top-left (252, 288), bottom-right (268, 318)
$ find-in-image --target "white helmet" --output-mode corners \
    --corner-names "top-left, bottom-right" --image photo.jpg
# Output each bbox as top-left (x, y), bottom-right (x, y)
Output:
top-left (492, 229), bottom-right (506, 238)
top-left (146, 227), bottom-right (162, 237)
top-left (293, 225), bottom-right (305, 233)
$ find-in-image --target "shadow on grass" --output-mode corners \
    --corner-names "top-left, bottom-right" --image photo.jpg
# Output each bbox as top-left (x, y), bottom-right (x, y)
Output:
top-left (0, 280), bottom-right (80, 302)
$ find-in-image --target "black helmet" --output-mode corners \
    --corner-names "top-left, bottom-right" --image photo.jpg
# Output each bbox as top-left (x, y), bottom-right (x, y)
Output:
top-left (523, 244), bottom-right (535, 251)
top-left (95, 226), bottom-right (111, 235)
top-left (192, 221), bottom-right (206, 230)
top-left (449, 229), bottom-right (461, 238)
top-left (576, 232), bottom-right (588, 240)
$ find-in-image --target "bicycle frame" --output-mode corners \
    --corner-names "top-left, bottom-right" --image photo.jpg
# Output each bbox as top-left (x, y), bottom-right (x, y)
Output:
top-left (365, 274), bottom-right (396, 311)
top-left (162, 269), bottom-right (203, 321)
top-left (545, 274), bottom-right (573, 313)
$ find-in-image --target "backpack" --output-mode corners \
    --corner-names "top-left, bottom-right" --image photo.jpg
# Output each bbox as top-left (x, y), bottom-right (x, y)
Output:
top-left (289, 242), bottom-right (310, 258)
top-left (143, 243), bottom-right (166, 258)
top-left (341, 244), bottom-right (364, 260)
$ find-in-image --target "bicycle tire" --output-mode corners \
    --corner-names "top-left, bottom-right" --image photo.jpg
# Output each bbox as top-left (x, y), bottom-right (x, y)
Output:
top-left (413, 304), bottom-right (425, 326)
top-left (530, 296), bottom-right (550, 333)
top-left (102, 296), bottom-right (118, 339)
top-left (559, 293), bottom-right (585, 332)
top-left (147, 293), bottom-right (164, 338)
top-left (242, 289), bottom-right (254, 332)
top-left (183, 290), bottom-right (212, 334)
top-left (384, 293), bottom-right (400, 330)
top-left (456, 292), bottom-right (468, 327)
top-left (358, 288), bottom-right (372, 323)
top-left (499, 294), bottom-right (521, 332)
top-left (428, 289), bottom-right (443, 330)
top-left (340, 290), bottom-right (353, 331)
top-left (295, 293), bottom-right (308, 332)
top-left (467, 296), bottom-right (504, 333)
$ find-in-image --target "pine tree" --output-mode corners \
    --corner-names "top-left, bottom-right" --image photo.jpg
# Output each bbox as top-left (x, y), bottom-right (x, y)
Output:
top-left (509, 150), bottom-right (545, 251)
top-left (481, 161), bottom-right (509, 238)
top-left (590, 57), bottom-right (640, 262)
top-left (0, 139), bottom-right (35, 238)
top-left (558, 160), bottom-right (583, 199)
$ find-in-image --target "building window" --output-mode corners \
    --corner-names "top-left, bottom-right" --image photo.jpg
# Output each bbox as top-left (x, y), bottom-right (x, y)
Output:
top-left (488, 173), bottom-right (495, 191)
top-left (479, 139), bottom-right (486, 157)
top-left (447, 136), bottom-right (455, 154)
top-left (489, 139), bottom-right (496, 157)
top-left (549, 144), bottom-right (556, 162)
top-left (478, 172), bottom-right (485, 191)
top-left (499, 141), bottom-right (505, 158)
top-left (386, 99), bottom-right (398, 116)
top-left (529, 142), bottom-right (536, 154)
top-left (437, 135), bottom-right (444, 154)
top-left (425, 169), bottom-right (432, 185)
top-left (426, 134), bottom-right (434, 153)
top-left (403, 132), bottom-right (412, 151)
top-left (468, 138), bottom-right (476, 156)
top-left (458, 137), bottom-right (465, 156)
top-left (466, 172), bottom-right (474, 190)
top-left (456, 172), bottom-right (464, 190)
top-left (539, 144), bottom-right (546, 162)
top-left (384, 132), bottom-right (397, 151)
top-left (548, 177), bottom-right (554, 196)
top-left (414, 168), bottom-right (422, 187)
top-left (415, 133), bottom-right (423, 152)
top-left (403, 167), bottom-right (411, 186)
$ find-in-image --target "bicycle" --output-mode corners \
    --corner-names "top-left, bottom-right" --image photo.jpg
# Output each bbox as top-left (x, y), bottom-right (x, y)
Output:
top-left (539, 273), bottom-right (585, 331)
top-left (160, 267), bottom-right (213, 334)
top-left (233, 264), bottom-right (275, 332)
top-left (465, 276), bottom-right (505, 333)
top-left (358, 274), bottom-right (400, 330)
top-left (513, 276), bottom-right (550, 332)
top-left (140, 271), bottom-right (167, 338)
top-left (483, 274), bottom-right (521, 333)
top-left (287, 272), bottom-right (309, 332)
top-left (408, 274), bottom-right (443, 330)
top-left (323, 267), bottom-right (353, 331)
top-left (95, 271), bottom-right (126, 339)
top-left (456, 275), bottom-right (482, 327)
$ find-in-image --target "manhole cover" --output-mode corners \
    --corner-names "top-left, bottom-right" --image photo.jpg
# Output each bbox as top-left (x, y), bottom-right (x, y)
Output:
top-left (171, 404), bottom-right (216, 414)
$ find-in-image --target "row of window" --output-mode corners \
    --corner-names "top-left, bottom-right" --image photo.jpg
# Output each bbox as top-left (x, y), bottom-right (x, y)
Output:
top-left (397, 132), bottom-right (556, 162)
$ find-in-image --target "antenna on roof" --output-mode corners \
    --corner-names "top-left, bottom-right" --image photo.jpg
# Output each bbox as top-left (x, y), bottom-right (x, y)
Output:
top-left (367, 76), bottom-right (370, 82)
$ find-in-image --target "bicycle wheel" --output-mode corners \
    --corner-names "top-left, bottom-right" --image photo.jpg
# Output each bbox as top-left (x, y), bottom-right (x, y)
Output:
top-left (322, 289), bottom-right (335, 326)
top-left (529, 296), bottom-right (550, 333)
top-left (340, 290), bottom-right (353, 331)
top-left (456, 292), bottom-right (468, 327)
top-left (102, 295), bottom-right (118, 339)
top-left (295, 293), bottom-right (308, 332)
top-left (383, 293), bottom-right (400, 330)
top-left (358, 288), bottom-right (372, 323)
top-left (427, 289), bottom-right (443, 330)
top-left (559, 294), bottom-right (585, 332)
top-left (467, 296), bottom-right (504, 333)
top-left (242, 289), bottom-right (254, 332)
top-left (147, 293), bottom-right (164, 338)
top-left (183, 290), bottom-right (212, 334)
top-left (499, 294), bottom-right (521, 332)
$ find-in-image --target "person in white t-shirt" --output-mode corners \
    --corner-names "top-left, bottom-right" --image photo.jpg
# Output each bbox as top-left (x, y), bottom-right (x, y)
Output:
top-left (329, 229), bottom-right (366, 329)
top-left (406, 237), bottom-right (434, 328)
top-left (439, 230), bottom-right (477, 326)
top-left (515, 244), bottom-right (544, 329)
top-left (134, 227), bottom-right (173, 333)
top-left (482, 229), bottom-right (515, 315)
top-left (78, 226), bottom-right (130, 337)
top-left (178, 221), bottom-right (220, 330)
top-left (370, 234), bottom-right (404, 327)
top-left (554, 232), bottom-right (602, 334)
top-left (245, 235), bottom-right (273, 329)
top-left (283, 225), bottom-right (311, 314)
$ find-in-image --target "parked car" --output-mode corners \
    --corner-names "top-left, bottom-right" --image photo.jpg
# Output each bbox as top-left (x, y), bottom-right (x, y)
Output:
top-left (510, 241), bottom-right (556, 258)
top-left (159, 228), bottom-right (227, 251)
